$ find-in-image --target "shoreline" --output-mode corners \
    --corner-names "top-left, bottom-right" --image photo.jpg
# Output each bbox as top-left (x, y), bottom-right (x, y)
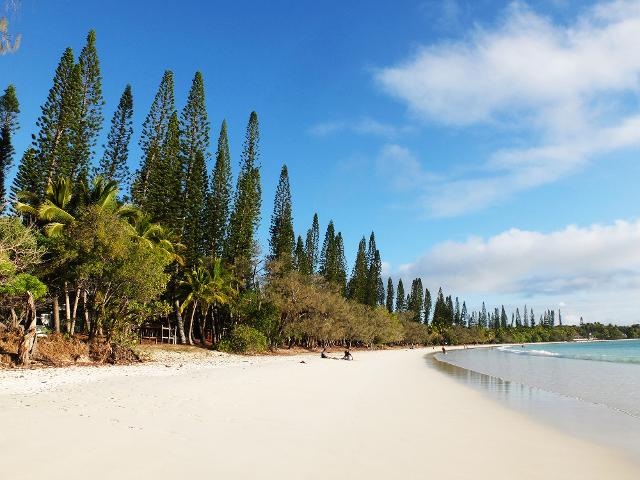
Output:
top-left (1, 348), bottom-right (638, 479)
top-left (432, 343), bottom-right (640, 462)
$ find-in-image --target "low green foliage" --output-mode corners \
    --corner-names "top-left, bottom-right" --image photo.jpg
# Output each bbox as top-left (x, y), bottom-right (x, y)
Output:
top-left (0, 273), bottom-right (47, 299)
top-left (0, 218), bottom-right (46, 300)
top-left (218, 325), bottom-right (268, 354)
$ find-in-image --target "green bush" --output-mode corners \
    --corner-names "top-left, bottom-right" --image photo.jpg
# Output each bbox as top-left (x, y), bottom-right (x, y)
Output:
top-left (218, 325), bottom-right (268, 354)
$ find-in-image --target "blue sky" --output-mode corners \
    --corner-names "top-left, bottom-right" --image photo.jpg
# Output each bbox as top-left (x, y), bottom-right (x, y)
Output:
top-left (3, 0), bottom-right (640, 324)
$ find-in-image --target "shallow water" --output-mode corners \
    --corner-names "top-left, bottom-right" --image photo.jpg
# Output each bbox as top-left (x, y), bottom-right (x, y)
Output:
top-left (431, 341), bottom-right (640, 461)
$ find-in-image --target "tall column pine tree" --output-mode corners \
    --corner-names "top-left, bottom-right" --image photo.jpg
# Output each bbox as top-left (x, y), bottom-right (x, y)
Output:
top-left (269, 164), bottom-right (295, 266)
top-left (132, 70), bottom-right (176, 209)
top-left (181, 72), bottom-right (210, 263)
top-left (207, 120), bottom-right (232, 258)
top-left (305, 213), bottom-right (320, 274)
top-left (0, 84), bottom-right (19, 210)
top-left (224, 111), bottom-right (262, 285)
top-left (73, 29), bottom-right (104, 182)
top-left (99, 84), bottom-right (133, 187)
top-left (31, 47), bottom-right (76, 198)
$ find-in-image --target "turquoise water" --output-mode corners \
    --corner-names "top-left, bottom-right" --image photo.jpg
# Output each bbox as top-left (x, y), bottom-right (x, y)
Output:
top-left (433, 340), bottom-right (640, 460)
top-left (498, 339), bottom-right (640, 364)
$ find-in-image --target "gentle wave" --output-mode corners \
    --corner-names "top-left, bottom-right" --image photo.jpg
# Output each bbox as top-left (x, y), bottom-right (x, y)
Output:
top-left (498, 345), bottom-right (640, 364)
top-left (498, 346), bottom-right (559, 357)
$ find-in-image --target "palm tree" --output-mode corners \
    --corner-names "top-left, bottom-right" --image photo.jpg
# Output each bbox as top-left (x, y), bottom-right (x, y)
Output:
top-left (179, 260), bottom-right (236, 345)
top-left (16, 175), bottom-right (119, 237)
top-left (121, 209), bottom-right (185, 265)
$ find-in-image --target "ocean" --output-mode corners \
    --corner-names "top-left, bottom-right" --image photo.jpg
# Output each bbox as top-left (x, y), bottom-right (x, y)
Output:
top-left (432, 340), bottom-right (640, 459)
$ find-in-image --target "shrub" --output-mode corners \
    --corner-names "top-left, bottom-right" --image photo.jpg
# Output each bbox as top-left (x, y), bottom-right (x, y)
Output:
top-left (218, 325), bottom-right (268, 354)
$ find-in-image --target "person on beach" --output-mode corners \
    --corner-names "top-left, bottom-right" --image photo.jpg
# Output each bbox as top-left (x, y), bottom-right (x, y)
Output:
top-left (441, 346), bottom-right (446, 354)
top-left (342, 350), bottom-right (353, 361)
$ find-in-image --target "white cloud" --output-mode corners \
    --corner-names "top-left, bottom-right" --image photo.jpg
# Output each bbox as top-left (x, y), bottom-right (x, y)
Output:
top-left (309, 117), bottom-right (414, 138)
top-left (376, 144), bottom-right (438, 191)
top-left (395, 219), bottom-right (640, 323)
top-left (375, 1), bottom-right (640, 216)
top-left (420, 0), bottom-right (464, 30)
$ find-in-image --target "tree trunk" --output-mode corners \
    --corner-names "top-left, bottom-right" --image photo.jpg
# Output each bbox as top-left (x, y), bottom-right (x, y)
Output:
top-left (86, 291), bottom-right (95, 340)
top-left (64, 282), bottom-right (71, 333)
top-left (70, 288), bottom-right (81, 334)
top-left (174, 299), bottom-right (186, 344)
top-left (17, 293), bottom-right (37, 366)
top-left (187, 302), bottom-right (197, 346)
top-left (197, 309), bottom-right (206, 346)
top-left (52, 296), bottom-right (61, 333)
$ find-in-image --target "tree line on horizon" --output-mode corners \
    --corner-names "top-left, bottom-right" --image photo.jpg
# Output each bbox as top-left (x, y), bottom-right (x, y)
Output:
top-left (1, 30), bottom-right (636, 366)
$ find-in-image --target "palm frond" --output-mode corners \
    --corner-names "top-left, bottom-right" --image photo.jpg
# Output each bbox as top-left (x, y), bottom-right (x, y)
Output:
top-left (38, 202), bottom-right (75, 224)
top-left (43, 222), bottom-right (66, 237)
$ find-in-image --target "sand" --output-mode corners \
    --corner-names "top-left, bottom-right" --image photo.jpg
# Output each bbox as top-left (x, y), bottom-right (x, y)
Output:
top-left (0, 347), bottom-right (638, 479)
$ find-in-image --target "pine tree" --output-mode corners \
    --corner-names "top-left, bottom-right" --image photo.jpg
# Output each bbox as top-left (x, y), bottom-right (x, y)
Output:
top-left (347, 237), bottom-right (368, 303)
top-left (423, 287), bottom-right (432, 325)
top-left (454, 297), bottom-right (461, 325)
top-left (99, 84), bottom-right (133, 187)
top-left (469, 311), bottom-right (477, 328)
top-left (0, 84), bottom-right (19, 210)
top-left (446, 296), bottom-right (454, 325)
top-left (385, 277), bottom-right (394, 313)
top-left (224, 112), bottom-right (262, 285)
top-left (396, 279), bottom-right (405, 312)
top-left (523, 304), bottom-right (529, 327)
top-left (73, 29), bottom-right (104, 181)
top-left (146, 111), bottom-right (183, 230)
top-left (32, 47), bottom-right (77, 198)
top-left (500, 305), bottom-right (508, 328)
top-left (11, 147), bottom-right (38, 204)
top-left (515, 308), bottom-right (522, 327)
top-left (183, 149), bottom-right (208, 263)
top-left (558, 309), bottom-right (562, 326)
top-left (530, 308), bottom-right (535, 327)
top-left (407, 278), bottom-right (423, 322)
top-left (269, 165), bottom-right (295, 266)
top-left (180, 71), bottom-right (210, 262)
top-left (461, 301), bottom-right (468, 327)
top-left (334, 232), bottom-right (348, 294)
top-left (366, 250), bottom-right (383, 306)
top-left (207, 120), bottom-right (232, 258)
top-left (181, 72), bottom-right (209, 170)
top-left (364, 232), bottom-right (382, 307)
top-left (132, 70), bottom-right (176, 207)
top-left (319, 220), bottom-right (336, 281)
top-left (377, 277), bottom-right (385, 306)
top-left (305, 213), bottom-right (320, 274)
top-left (293, 235), bottom-right (308, 273)
top-left (319, 221), bottom-right (347, 292)
top-left (432, 287), bottom-right (448, 328)
top-left (479, 302), bottom-right (487, 328)
top-left (64, 63), bottom-right (84, 180)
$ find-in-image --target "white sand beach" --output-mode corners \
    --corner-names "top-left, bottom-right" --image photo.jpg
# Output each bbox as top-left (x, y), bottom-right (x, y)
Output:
top-left (0, 347), bottom-right (638, 479)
